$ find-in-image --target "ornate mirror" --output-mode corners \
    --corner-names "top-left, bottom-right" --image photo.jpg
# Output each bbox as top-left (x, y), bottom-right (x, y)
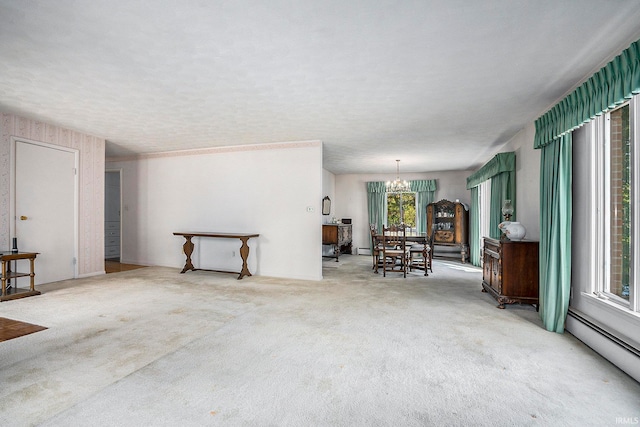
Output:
top-left (322, 196), bottom-right (331, 215)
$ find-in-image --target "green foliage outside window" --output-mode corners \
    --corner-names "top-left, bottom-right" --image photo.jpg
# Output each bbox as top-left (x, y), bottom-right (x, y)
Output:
top-left (621, 105), bottom-right (630, 299)
top-left (387, 193), bottom-right (416, 227)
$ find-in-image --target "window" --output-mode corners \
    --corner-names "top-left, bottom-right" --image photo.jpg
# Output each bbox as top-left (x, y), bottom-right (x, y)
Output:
top-left (608, 104), bottom-right (631, 300)
top-left (478, 179), bottom-right (492, 242)
top-left (595, 97), bottom-right (638, 311)
top-left (387, 192), bottom-right (416, 228)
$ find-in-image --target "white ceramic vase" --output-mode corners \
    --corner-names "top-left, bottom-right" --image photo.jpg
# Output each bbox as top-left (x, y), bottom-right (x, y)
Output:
top-left (503, 221), bottom-right (526, 241)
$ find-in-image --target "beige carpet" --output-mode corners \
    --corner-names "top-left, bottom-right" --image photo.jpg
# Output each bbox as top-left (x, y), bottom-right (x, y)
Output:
top-left (0, 256), bottom-right (638, 426)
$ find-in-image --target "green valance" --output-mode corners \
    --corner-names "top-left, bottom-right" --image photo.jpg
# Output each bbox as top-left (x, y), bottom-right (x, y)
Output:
top-left (409, 180), bottom-right (436, 192)
top-left (534, 38), bottom-right (640, 149)
top-left (366, 180), bottom-right (436, 193)
top-left (466, 152), bottom-right (515, 189)
top-left (366, 181), bottom-right (388, 193)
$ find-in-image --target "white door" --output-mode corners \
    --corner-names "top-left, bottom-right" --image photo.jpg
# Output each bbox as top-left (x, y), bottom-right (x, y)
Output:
top-left (15, 140), bottom-right (77, 285)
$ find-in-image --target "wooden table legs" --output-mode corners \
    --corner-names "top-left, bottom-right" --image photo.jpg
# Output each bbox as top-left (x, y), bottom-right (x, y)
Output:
top-left (238, 237), bottom-right (252, 279)
top-left (180, 236), bottom-right (195, 273)
top-left (1, 259), bottom-right (7, 297)
top-left (176, 233), bottom-right (258, 280)
top-left (29, 258), bottom-right (36, 292)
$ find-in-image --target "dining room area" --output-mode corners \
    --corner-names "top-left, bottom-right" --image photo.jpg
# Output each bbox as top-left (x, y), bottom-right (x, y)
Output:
top-left (323, 161), bottom-right (470, 281)
top-left (369, 223), bottom-right (433, 278)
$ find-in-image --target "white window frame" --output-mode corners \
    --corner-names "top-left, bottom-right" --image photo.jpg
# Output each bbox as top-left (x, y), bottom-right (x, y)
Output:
top-left (479, 179), bottom-right (491, 243)
top-left (632, 95), bottom-right (639, 312)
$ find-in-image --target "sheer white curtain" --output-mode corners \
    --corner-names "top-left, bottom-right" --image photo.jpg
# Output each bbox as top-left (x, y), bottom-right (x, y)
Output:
top-left (479, 179), bottom-right (492, 250)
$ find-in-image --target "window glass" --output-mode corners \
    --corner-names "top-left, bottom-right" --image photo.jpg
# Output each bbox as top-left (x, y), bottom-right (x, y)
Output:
top-left (608, 104), bottom-right (631, 300)
top-left (387, 192), bottom-right (416, 227)
top-left (479, 180), bottom-right (492, 242)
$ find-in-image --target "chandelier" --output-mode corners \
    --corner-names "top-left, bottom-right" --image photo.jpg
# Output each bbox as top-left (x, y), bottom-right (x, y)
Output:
top-left (386, 159), bottom-right (410, 193)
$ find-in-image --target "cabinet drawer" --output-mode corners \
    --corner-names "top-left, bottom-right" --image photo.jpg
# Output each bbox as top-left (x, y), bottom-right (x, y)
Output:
top-left (435, 230), bottom-right (454, 243)
top-left (105, 245), bottom-right (120, 257)
top-left (105, 236), bottom-right (120, 246)
top-left (105, 222), bottom-right (120, 231)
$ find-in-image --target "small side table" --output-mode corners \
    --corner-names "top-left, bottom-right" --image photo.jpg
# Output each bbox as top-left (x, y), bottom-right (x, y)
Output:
top-left (0, 252), bottom-right (40, 302)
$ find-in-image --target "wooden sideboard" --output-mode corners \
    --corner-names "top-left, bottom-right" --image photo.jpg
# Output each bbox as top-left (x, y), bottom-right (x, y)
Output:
top-left (426, 199), bottom-right (469, 263)
top-left (322, 224), bottom-right (352, 261)
top-left (482, 237), bottom-right (539, 309)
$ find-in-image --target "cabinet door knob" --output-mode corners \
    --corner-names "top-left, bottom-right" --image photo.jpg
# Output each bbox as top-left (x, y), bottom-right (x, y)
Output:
top-left (20, 216), bottom-right (28, 221)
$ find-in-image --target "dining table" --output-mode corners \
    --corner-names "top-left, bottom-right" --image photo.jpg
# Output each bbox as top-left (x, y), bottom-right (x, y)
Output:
top-left (374, 231), bottom-right (431, 276)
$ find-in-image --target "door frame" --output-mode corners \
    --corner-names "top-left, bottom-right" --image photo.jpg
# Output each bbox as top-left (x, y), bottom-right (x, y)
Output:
top-left (10, 137), bottom-right (80, 279)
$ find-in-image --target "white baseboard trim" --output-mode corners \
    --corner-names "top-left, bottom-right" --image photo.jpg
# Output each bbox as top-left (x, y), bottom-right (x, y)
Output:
top-left (566, 308), bottom-right (640, 383)
top-left (77, 271), bottom-right (106, 278)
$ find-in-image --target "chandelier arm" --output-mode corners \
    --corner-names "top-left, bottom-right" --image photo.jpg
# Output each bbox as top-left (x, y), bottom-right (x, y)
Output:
top-left (386, 160), bottom-right (410, 193)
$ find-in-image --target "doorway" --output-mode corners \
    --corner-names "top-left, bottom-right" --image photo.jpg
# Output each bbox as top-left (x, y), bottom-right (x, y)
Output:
top-left (104, 170), bottom-right (145, 274)
top-left (104, 170), bottom-right (121, 262)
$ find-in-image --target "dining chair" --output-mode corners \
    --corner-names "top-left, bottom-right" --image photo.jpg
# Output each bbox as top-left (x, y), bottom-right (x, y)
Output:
top-left (427, 224), bottom-right (435, 272)
top-left (369, 224), bottom-right (384, 272)
top-left (381, 224), bottom-right (410, 278)
top-left (409, 241), bottom-right (432, 275)
top-left (408, 226), bottom-right (434, 275)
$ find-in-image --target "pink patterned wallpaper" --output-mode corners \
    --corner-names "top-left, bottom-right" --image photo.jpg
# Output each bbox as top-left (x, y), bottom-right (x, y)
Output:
top-left (0, 113), bottom-right (105, 276)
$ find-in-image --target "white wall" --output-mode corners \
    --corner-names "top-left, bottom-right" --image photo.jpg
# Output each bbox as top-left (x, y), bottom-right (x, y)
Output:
top-left (107, 141), bottom-right (324, 281)
top-left (334, 170), bottom-right (472, 253)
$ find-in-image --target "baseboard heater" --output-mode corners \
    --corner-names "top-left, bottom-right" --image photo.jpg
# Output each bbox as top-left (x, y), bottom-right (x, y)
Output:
top-left (567, 308), bottom-right (640, 358)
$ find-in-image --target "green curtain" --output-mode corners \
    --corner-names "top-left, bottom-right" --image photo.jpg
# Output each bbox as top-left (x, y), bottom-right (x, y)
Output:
top-left (410, 180), bottom-right (437, 233)
top-left (466, 152), bottom-right (516, 189)
top-left (367, 180), bottom-right (436, 249)
top-left (469, 186), bottom-right (481, 266)
top-left (535, 38), bottom-right (640, 149)
top-left (466, 152), bottom-right (516, 257)
top-left (533, 39), bottom-right (639, 333)
top-left (366, 182), bottom-right (387, 250)
top-left (539, 134), bottom-right (572, 333)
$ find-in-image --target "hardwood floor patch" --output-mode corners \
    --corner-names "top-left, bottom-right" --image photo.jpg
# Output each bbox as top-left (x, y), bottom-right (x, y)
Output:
top-left (105, 260), bottom-right (147, 274)
top-left (0, 317), bottom-right (47, 342)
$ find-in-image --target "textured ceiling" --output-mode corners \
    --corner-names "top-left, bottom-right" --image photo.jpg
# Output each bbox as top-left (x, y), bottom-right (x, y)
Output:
top-left (1, 1), bottom-right (640, 174)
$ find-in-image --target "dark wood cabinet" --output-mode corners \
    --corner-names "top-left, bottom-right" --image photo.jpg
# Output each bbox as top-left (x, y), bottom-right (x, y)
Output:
top-left (426, 199), bottom-right (469, 262)
top-left (322, 224), bottom-right (352, 261)
top-left (482, 237), bottom-right (539, 309)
